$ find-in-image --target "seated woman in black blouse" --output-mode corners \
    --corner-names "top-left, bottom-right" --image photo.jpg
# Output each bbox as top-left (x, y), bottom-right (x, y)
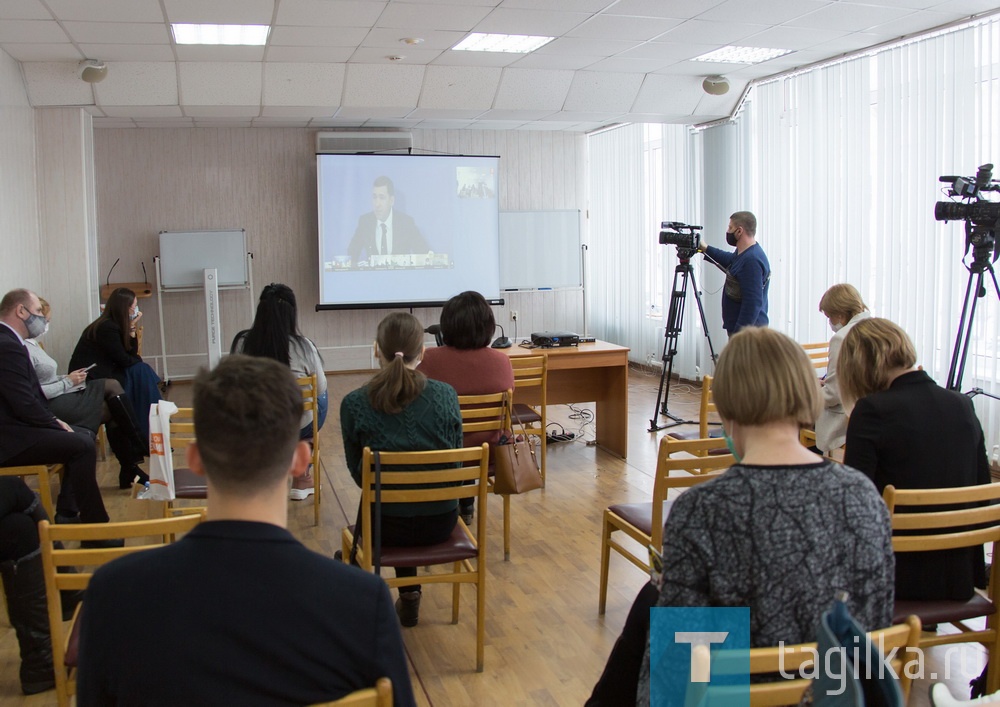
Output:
top-left (839, 317), bottom-right (990, 601)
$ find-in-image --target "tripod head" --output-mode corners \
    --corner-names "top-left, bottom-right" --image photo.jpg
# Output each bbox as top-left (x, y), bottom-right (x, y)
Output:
top-left (659, 221), bottom-right (702, 261)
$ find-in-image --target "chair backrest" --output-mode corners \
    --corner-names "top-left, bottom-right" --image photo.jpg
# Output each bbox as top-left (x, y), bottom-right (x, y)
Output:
top-left (356, 444), bottom-right (491, 568)
top-left (510, 354), bottom-right (546, 403)
top-left (697, 615), bottom-right (921, 705)
top-left (38, 512), bottom-right (206, 704)
top-left (299, 374), bottom-right (319, 441)
top-left (167, 406), bottom-right (196, 456)
top-left (697, 375), bottom-right (719, 439)
top-left (311, 677), bottom-right (392, 707)
top-left (882, 483), bottom-right (1000, 554)
top-left (650, 436), bottom-right (734, 549)
top-left (800, 341), bottom-right (830, 371)
top-left (456, 390), bottom-right (510, 436)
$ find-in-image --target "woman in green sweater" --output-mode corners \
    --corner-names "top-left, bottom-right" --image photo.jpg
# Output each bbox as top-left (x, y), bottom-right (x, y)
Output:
top-left (340, 312), bottom-right (463, 627)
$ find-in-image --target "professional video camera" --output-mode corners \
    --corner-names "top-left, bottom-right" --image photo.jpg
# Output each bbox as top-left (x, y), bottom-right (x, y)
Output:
top-left (935, 163), bottom-right (1000, 267)
top-left (659, 221), bottom-right (702, 258)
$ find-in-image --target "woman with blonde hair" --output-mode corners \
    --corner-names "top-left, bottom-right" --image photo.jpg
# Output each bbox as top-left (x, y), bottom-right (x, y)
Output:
top-left (590, 327), bottom-right (893, 705)
top-left (815, 283), bottom-right (870, 453)
top-left (840, 317), bottom-right (990, 601)
top-left (340, 312), bottom-right (463, 628)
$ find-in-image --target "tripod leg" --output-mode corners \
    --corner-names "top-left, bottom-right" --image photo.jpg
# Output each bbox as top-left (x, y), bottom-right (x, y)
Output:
top-left (948, 270), bottom-right (983, 391)
top-left (688, 269), bottom-right (719, 366)
top-left (649, 265), bottom-right (690, 431)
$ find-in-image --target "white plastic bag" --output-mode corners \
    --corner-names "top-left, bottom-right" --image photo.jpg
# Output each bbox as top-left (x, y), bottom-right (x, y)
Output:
top-left (139, 401), bottom-right (177, 501)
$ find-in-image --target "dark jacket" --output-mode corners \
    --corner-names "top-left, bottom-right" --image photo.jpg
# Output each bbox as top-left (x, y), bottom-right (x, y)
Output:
top-left (0, 324), bottom-right (63, 461)
top-left (69, 319), bottom-right (140, 386)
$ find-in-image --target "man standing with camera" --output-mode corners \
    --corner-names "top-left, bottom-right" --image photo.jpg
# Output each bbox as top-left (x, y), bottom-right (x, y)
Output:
top-left (699, 211), bottom-right (771, 337)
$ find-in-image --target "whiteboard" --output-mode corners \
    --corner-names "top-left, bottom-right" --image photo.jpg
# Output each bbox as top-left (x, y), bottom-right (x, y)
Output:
top-left (499, 210), bottom-right (581, 289)
top-left (158, 230), bottom-right (248, 289)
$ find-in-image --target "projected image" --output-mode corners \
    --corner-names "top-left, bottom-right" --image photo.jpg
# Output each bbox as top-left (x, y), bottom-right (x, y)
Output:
top-left (317, 153), bottom-right (501, 309)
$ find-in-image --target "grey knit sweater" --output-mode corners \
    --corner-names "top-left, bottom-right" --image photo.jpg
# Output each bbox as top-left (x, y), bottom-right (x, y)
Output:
top-left (636, 461), bottom-right (894, 705)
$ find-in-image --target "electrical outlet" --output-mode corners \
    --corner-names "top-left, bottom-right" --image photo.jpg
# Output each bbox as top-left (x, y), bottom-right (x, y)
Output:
top-left (511, 310), bottom-right (518, 322)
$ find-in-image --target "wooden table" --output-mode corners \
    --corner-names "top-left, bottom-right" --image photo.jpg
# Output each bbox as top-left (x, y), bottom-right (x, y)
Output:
top-left (503, 340), bottom-right (630, 458)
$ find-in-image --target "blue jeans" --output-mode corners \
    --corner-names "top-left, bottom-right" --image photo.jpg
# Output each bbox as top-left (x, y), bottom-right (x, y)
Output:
top-left (299, 390), bottom-right (328, 440)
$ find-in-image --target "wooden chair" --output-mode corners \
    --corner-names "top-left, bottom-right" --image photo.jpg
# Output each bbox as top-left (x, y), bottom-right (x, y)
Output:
top-left (161, 406), bottom-right (206, 518)
top-left (598, 436), bottom-right (734, 614)
top-left (310, 677), bottom-right (392, 707)
top-left (801, 341), bottom-right (830, 372)
top-left (299, 374), bottom-right (322, 525)
top-left (883, 482), bottom-right (1000, 694)
top-left (456, 391), bottom-right (514, 561)
top-left (0, 464), bottom-right (60, 520)
top-left (694, 616), bottom-right (921, 705)
top-left (666, 375), bottom-right (727, 453)
top-left (509, 355), bottom-right (547, 485)
top-left (38, 512), bottom-right (206, 707)
top-left (340, 444), bottom-right (490, 672)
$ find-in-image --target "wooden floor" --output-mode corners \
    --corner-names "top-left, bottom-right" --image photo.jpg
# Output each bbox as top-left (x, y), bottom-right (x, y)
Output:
top-left (0, 367), bottom-right (984, 705)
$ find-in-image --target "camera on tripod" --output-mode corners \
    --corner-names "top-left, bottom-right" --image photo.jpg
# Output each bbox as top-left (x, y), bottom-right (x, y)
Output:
top-left (659, 221), bottom-right (702, 258)
top-left (935, 163), bottom-right (1000, 266)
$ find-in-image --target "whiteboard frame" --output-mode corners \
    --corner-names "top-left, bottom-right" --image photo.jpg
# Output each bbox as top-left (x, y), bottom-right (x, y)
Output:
top-left (499, 210), bottom-right (582, 290)
top-left (158, 229), bottom-right (249, 289)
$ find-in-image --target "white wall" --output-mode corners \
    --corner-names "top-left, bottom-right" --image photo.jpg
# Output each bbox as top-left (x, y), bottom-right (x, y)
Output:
top-left (92, 128), bottom-right (587, 376)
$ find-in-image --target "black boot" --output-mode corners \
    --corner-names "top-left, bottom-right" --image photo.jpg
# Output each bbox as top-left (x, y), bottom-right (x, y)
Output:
top-left (107, 423), bottom-right (149, 489)
top-left (107, 394), bottom-right (148, 459)
top-left (0, 552), bottom-right (55, 695)
top-left (22, 499), bottom-right (82, 619)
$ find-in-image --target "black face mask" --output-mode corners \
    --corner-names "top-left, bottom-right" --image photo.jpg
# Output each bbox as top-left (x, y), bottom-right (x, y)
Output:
top-left (725, 230), bottom-right (738, 247)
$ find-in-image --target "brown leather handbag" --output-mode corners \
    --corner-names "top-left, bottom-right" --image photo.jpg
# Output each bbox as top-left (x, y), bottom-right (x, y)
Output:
top-left (492, 394), bottom-right (542, 495)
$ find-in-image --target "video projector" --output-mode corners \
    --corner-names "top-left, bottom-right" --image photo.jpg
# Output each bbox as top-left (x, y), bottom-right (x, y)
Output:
top-left (531, 331), bottom-right (580, 348)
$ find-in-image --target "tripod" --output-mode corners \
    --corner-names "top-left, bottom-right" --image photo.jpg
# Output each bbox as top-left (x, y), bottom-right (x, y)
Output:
top-left (947, 252), bottom-right (1000, 392)
top-left (648, 252), bottom-right (719, 432)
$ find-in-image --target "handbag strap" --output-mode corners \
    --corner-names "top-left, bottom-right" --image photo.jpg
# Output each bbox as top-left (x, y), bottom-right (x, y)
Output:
top-left (504, 391), bottom-right (537, 460)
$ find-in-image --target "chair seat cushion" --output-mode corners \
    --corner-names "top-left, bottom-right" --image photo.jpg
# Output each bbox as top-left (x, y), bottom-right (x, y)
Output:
top-left (607, 501), bottom-right (674, 536)
top-left (345, 523), bottom-right (478, 566)
top-left (512, 403), bottom-right (541, 425)
top-left (665, 431), bottom-right (727, 454)
top-left (173, 467), bottom-right (207, 499)
top-left (892, 593), bottom-right (995, 625)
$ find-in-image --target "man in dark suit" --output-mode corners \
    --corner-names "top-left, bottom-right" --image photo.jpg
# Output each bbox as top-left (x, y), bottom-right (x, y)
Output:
top-left (77, 355), bottom-right (416, 707)
top-left (0, 289), bottom-right (108, 526)
top-left (347, 175), bottom-right (430, 264)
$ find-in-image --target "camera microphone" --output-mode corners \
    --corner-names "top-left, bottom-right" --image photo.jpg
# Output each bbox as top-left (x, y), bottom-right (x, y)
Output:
top-left (940, 176), bottom-right (961, 183)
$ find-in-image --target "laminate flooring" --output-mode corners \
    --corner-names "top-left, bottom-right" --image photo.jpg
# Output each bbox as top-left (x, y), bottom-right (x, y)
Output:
top-left (0, 366), bottom-right (984, 705)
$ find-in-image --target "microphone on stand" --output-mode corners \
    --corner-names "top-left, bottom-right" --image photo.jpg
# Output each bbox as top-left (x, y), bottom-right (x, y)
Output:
top-left (491, 324), bottom-right (512, 349)
top-left (425, 324), bottom-right (444, 347)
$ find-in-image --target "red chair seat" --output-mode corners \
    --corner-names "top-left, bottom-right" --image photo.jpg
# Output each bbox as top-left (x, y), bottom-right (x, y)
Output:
top-left (173, 467), bottom-right (207, 499)
top-left (607, 501), bottom-right (674, 536)
top-left (346, 523), bottom-right (478, 566)
top-left (892, 594), bottom-right (996, 625)
top-left (512, 403), bottom-right (541, 425)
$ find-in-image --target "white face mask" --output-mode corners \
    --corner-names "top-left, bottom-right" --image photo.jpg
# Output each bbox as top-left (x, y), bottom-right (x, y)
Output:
top-left (130, 305), bottom-right (140, 321)
top-left (830, 321), bottom-right (844, 333)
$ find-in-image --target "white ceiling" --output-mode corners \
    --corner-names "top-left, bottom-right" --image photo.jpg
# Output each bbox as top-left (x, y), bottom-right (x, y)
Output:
top-left (1, 0), bottom-right (995, 131)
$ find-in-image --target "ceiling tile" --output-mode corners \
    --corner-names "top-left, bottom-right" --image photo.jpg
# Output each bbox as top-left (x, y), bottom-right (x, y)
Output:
top-left (46, 0), bottom-right (163, 23)
top-left (358, 118), bottom-right (424, 127)
top-left (739, 25), bottom-right (850, 51)
top-left (618, 42), bottom-right (719, 62)
top-left (178, 62), bottom-right (262, 105)
top-left (93, 117), bottom-right (138, 127)
top-left (499, 0), bottom-right (609, 11)
top-left (79, 43), bottom-right (176, 61)
top-left (22, 62), bottom-right (94, 104)
top-left (192, 118), bottom-right (254, 126)
top-left (336, 106), bottom-right (414, 118)
top-left (361, 28), bottom-right (466, 49)
top-left (929, 0), bottom-right (1000, 13)
top-left (343, 63), bottom-right (424, 107)
top-left (874, 0), bottom-right (944, 7)
top-left (784, 3), bottom-right (917, 32)
top-left (95, 62), bottom-right (177, 105)
top-left (494, 67), bottom-right (573, 110)
top-left (252, 117), bottom-right (314, 126)
top-left (471, 119), bottom-right (528, 129)
top-left (349, 47), bottom-right (444, 64)
top-left (269, 26), bottom-right (369, 47)
top-left (376, 3), bottom-right (494, 31)
top-left (806, 32), bottom-right (885, 54)
top-left (0, 1), bottom-right (51, 20)
top-left (175, 46), bottom-right (265, 61)
top-left (696, 0), bottom-right (832, 25)
top-left (406, 107), bottom-right (483, 118)
top-left (184, 106), bottom-right (259, 117)
top-left (478, 108), bottom-right (555, 120)
top-left (431, 50), bottom-right (522, 67)
top-left (0, 20), bottom-right (69, 43)
top-left (630, 73), bottom-right (705, 114)
top-left (655, 60), bottom-right (744, 76)
top-left (864, 10), bottom-right (966, 38)
top-left (263, 62), bottom-right (345, 105)
top-left (656, 19), bottom-right (769, 45)
top-left (312, 113), bottom-right (371, 125)
top-left (584, 56), bottom-right (674, 72)
top-left (541, 110), bottom-right (622, 121)
top-left (521, 119), bottom-right (580, 129)
top-left (534, 37), bottom-right (640, 56)
top-left (472, 8), bottom-right (591, 36)
top-left (259, 105), bottom-right (336, 117)
top-left (569, 15), bottom-right (684, 41)
top-left (414, 118), bottom-right (474, 128)
top-left (419, 65), bottom-right (501, 109)
top-left (564, 71), bottom-right (643, 112)
top-left (1, 43), bottom-right (82, 61)
top-left (509, 53), bottom-right (603, 69)
top-left (63, 22), bottom-right (170, 45)
top-left (132, 117), bottom-right (193, 127)
top-left (163, 0), bottom-right (275, 24)
top-left (102, 105), bottom-right (183, 117)
top-left (276, 0), bottom-right (387, 27)
top-left (604, 0), bottom-right (727, 19)
top-left (266, 46), bottom-right (355, 62)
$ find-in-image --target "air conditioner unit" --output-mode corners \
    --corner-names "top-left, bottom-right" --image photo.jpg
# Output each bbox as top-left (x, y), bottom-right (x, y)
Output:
top-left (315, 131), bottom-right (413, 155)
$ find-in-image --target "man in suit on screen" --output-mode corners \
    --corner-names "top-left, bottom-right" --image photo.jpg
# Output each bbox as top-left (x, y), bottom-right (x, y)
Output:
top-left (347, 175), bottom-right (430, 264)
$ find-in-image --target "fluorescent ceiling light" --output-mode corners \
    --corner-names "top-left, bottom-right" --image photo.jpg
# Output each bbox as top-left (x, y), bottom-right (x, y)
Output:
top-left (171, 24), bottom-right (270, 46)
top-left (452, 33), bottom-right (555, 53)
top-left (692, 45), bottom-right (793, 65)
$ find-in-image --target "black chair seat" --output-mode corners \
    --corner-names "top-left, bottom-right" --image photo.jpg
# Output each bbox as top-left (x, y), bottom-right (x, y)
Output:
top-left (512, 403), bottom-right (541, 425)
top-left (607, 501), bottom-right (674, 536)
top-left (346, 523), bottom-right (478, 566)
top-left (173, 467), bottom-right (207, 499)
top-left (892, 594), bottom-right (996, 625)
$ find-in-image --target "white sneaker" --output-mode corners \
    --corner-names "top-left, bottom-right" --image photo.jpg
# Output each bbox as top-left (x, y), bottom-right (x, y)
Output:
top-left (290, 469), bottom-right (315, 501)
top-left (931, 683), bottom-right (1000, 706)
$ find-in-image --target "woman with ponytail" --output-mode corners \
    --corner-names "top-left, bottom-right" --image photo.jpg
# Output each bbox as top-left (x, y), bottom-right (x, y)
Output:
top-left (339, 312), bottom-right (463, 628)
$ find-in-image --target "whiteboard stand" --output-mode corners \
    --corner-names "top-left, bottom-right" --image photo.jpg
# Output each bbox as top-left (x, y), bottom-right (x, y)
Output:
top-left (153, 253), bottom-right (255, 382)
top-left (581, 243), bottom-right (589, 337)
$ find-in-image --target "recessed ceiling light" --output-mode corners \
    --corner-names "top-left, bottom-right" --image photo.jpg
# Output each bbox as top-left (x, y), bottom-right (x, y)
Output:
top-left (400, 38), bottom-right (424, 46)
top-left (692, 45), bottom-right (793, 65)
top-left (452, 33), bottom-right (555, 54)
top-left (171, 24), bottom-right (270, 46)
